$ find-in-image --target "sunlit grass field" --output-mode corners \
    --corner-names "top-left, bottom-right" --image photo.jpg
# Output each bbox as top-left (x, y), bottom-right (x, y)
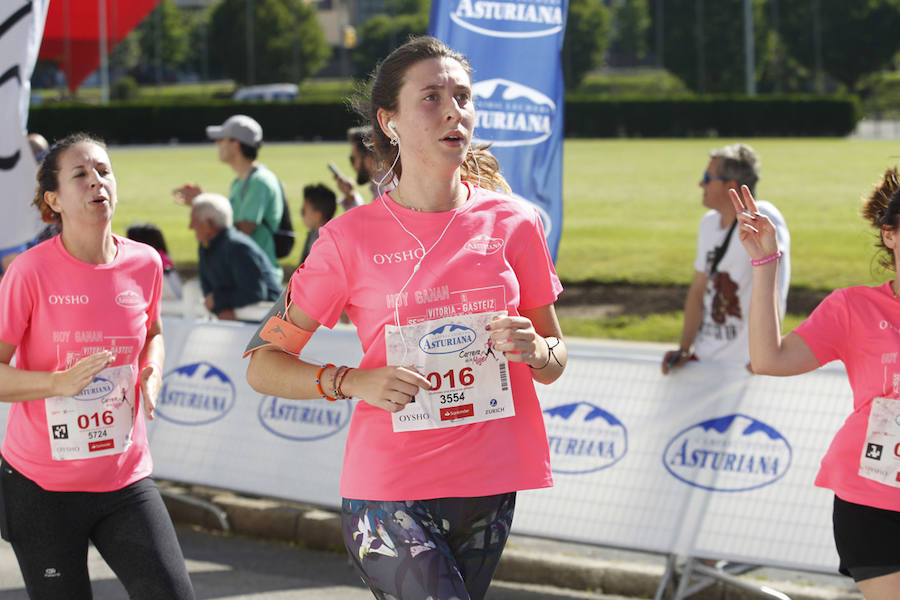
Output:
top-left (105, 138), bottom-right (900, 340)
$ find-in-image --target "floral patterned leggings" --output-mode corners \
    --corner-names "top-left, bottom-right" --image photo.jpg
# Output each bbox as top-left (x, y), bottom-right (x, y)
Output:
top-left (341, 492), bottom-right (516, 600)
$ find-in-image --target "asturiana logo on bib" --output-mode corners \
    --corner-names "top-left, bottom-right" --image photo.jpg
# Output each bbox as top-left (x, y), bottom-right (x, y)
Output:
top-left (464, 236), bottom-right (504, 255)
top-left (157, 362), bottom-right (235, 426)
top-left (449, 0), bottom-right (564, 38)
top-left (115, 290), bottom-right (142, 307)
top-left (418, 324), bottom-right (477, 354)
top-left (544, 402), bottom-right (627, 474)
top-left (472, 79), bottom-right (555, 147)
top-left (663, 414), bottom-right (792, 492)
top-left (75, 376), bottom-right (115, 401)
top-left (258, 396), bottom-right (352, 441)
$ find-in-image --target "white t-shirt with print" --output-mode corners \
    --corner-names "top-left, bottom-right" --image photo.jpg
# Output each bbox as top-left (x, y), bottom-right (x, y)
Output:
top-left (691, 200), bottom-right (790, 363)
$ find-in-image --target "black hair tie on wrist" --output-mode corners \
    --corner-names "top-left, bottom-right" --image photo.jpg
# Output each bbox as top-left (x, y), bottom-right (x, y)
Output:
top-left (529, 336), bottom-right (562, 370)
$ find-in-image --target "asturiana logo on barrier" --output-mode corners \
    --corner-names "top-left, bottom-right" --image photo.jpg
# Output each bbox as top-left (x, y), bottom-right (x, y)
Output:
top-left (418, 324), bottom-right (477, 354)
top-left (258, 396), bottom-right (352, 441)
top-left (472, 79), bottom-right (555, 147)
top-left (75, 376), bottom-right (114, 402)
top-left (663, 414), bottom-right (792, 492)
top-left (156, 362), bottom-right (235, 426)
top-left (543, 402), bottom-right (627, 474)
top-left (449, 0), bottom-right (565, 38)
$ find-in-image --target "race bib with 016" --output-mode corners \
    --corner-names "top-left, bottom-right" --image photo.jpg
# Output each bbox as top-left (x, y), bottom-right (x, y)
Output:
top-left (385, 311), bottom-right (514, 432)
top-left (45, 365), bottom-right (137, 461)
top-left (859, 396), bottom-right (900, 487)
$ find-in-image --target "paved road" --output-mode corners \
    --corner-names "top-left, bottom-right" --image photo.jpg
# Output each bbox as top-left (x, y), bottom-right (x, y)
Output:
top-left (0, 526), bottom-right (622, 600)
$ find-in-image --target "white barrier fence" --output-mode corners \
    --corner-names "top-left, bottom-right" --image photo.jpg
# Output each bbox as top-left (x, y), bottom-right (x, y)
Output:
top-left (0, 317), bottom-right (851, 574)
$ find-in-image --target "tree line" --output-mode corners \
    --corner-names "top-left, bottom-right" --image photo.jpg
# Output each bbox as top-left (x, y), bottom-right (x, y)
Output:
top-left (63, 0), bottom-right (900, 96)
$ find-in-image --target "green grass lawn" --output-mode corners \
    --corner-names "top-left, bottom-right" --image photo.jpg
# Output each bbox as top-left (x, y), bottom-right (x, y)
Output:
top-left (105, 138), bottom-right (900, 342)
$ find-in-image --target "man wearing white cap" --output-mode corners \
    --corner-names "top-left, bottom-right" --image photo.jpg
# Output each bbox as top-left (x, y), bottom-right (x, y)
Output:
top-left (173, 114), bottom-right (283, 282)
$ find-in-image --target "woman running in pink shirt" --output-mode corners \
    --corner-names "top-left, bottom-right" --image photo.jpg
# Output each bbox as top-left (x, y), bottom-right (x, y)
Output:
top-left (0, 133), bottom-right (194, 599)
top-left (731, 170), bottom-right (900, 600)
top-left (246, 36), bottom-right (567, 599)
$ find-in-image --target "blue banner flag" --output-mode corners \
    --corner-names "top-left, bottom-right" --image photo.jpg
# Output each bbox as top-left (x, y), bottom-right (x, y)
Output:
top-left (429, 0), bottom-right (568, 259)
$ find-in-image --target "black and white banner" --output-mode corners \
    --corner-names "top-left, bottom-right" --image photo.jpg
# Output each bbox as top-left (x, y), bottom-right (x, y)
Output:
top-left (0, 1), bottom-right (47, 261)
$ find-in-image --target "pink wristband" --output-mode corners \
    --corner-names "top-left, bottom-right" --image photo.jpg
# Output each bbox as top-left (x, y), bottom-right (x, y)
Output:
top-left (141, 360), bottom-right (162, 374)
top-left (750, 250), bottom-right (782, 267)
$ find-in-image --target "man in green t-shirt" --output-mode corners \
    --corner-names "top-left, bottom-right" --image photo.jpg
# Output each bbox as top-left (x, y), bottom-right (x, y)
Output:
top-left (174, 114), bottom-right (283, 283)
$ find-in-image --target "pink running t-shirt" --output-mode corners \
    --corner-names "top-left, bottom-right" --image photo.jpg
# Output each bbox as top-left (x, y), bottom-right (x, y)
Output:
top-left (794, 282), bottom-right (900, 511)
top-left (0, 235), bottom-right (162, 492)
top-left (290, 184), bottom-right (562, 500)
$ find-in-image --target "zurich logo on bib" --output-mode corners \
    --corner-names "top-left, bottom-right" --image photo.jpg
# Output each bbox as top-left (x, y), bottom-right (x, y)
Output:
top-left (448, 0), bottom-right (564, 38)
top-left (157, 361), bottom-right (236, 426)
top-left (663, 414), bottom-right (792, 492)
top-left (544, 402), bottom-right (628, 474)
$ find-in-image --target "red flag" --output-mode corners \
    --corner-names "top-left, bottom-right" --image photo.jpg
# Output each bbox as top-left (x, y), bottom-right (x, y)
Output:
top-left (38, 0), bottom-right (161, 92)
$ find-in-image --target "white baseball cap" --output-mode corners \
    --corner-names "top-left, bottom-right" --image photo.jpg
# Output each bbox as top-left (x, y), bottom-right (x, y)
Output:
top-left (206, 114), bottom-right (263, 147)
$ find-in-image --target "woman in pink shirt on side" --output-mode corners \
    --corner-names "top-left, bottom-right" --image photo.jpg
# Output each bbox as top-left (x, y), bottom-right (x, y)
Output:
top-left (0, 133), bottom-right (194, 599)
top-left (730, 170), bottom-right (900, 600)
top-left (246, 37), bottom-right (567, 599)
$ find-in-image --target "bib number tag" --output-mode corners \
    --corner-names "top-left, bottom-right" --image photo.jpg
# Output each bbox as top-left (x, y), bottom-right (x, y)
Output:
top-left (385, 311), bottom-right (515, 432)
top-left (859, 396), bottom-right (900, 487)
top-left (45, 365), bottom-right (137, 461)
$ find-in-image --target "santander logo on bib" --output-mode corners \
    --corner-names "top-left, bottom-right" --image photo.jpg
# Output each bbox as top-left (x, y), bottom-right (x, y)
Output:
top-left (464, 236), bottom-right (504, 255)
top-left (115, 290), bottom-right (142, 307)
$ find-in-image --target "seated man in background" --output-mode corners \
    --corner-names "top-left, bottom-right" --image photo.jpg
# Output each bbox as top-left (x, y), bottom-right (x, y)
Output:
top-left (189, 193), bottom-right (281, 321)
top-left (173, 114), bottom-right (284, 284)
top-left (662, 142), bottom-right (790, 374)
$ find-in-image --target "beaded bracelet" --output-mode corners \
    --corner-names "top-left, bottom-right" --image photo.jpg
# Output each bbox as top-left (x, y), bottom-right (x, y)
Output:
top-left (315, 363), bottom-right (336, 401)
top-left (336, 367), bottom-right (353, 400)
top-left (331, 366), bottom-right (348, 400)
top-left (750, 250), bottom-right (782, 267)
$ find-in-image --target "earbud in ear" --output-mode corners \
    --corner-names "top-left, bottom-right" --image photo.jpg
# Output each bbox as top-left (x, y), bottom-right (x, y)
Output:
top-left (388, 121), bottom-right (399, 146)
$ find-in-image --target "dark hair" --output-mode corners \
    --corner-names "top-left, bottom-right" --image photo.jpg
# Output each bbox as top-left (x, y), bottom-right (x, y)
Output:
top-left (355, 36), bottom-right (510, 193)
top-left (303, 183), bottom-right (337, 222)
top-left (32, 132), bottom-right (107, 224)
top-left (862, 167), bottom-right (900, 271)
top-left (126, 222), bottom-right (170, 255)
top-left (238, 141), bottom-right (259, 161)
top-left (347, 125), bottom-right (372, 158)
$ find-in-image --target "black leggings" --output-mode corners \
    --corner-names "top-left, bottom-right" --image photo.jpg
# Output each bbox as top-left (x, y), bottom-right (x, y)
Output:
top-left (0, 459), bottom-right (195, 600)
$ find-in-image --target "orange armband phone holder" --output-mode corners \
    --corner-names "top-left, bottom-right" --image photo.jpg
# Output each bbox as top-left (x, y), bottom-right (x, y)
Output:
top-left (242, 286), bottom-right (314, 358)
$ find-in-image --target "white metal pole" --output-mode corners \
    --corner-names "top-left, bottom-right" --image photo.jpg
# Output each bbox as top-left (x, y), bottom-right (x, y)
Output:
top-left (98, 0), bottom-right (109, 103)
top-left (743, 0), bottom-right (755, 96)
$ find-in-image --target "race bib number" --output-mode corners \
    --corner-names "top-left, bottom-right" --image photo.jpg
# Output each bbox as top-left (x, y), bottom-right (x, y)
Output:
top-left (859, 396), bottom-right (900, 487)
top-left (45, 365), bottom-right (137, 461)
top-left (385, 311), bottom-right (515, 432)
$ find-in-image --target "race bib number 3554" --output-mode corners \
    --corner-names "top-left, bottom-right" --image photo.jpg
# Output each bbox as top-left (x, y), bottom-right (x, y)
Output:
top-left (385, 311), bottom-right (515, 432)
